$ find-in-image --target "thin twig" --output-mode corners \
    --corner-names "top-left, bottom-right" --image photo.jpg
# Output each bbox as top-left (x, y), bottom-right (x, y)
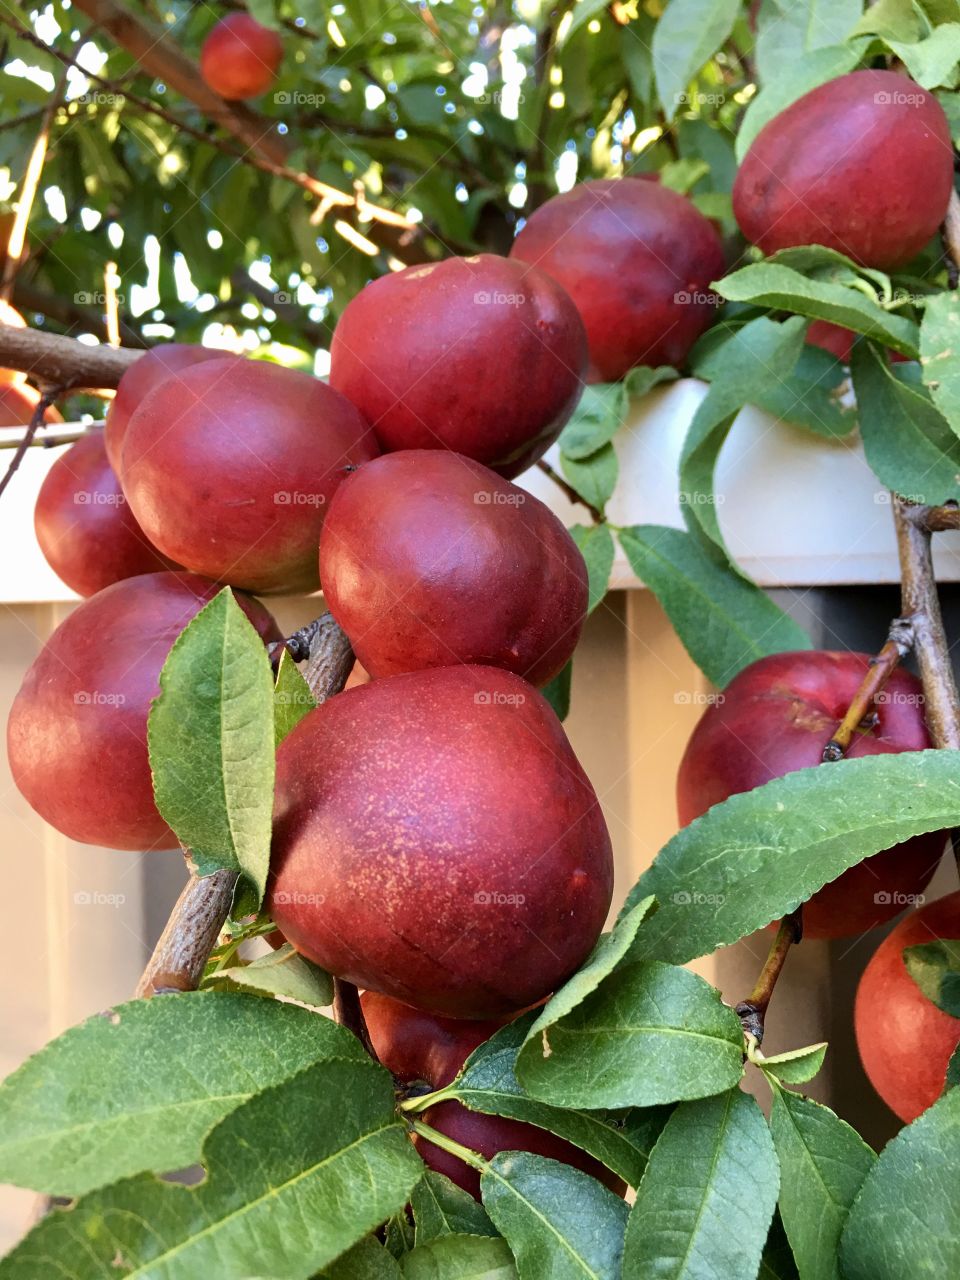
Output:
top-left (0, 387), bottom-right (60, 500)
top-left (0, 426), bottom-right (93, 450)
top-left (536, 457), bottom-right (603, 523)
top-left (821, 627), bottom-right (914, 762)
top-left (735, 910), bottom-right (802, 1045)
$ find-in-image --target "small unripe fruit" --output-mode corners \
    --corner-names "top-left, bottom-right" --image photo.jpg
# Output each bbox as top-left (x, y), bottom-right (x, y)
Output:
top-left (733, 71), bottom-right (953, 269)
top-left (7, 572), bottom-right (279, 849)
top-left (329, 254), bottom-right (587, 478)
top-left (121, 359), bottom-right (378, 595)
top-left (677, 651), bottom-right (945, 939)
top-left (35, 431), bottom-right (174, 596)
top-left (105, 344), bottom-right (233, 472)
top-left (510, 178), bottom-right (725, 382)
top-left (855, 891), bottom-right (960, 1123)
top-left (319, 451), bottom-right (588, 686)
top-left (199, 14), bottom-right (283, 101)
top-left (269, 665), bottom-right (613, 1018)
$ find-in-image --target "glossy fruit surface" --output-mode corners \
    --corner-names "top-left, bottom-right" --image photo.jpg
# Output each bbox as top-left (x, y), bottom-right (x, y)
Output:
top-left (733, 71), bottom-right (953, 269)
top-left (855, 891), bottom-right (960, 1122)
top-left (105, 344), bottom-right (231, 472)
top-left (319, 451), bottom-right (587, 686)
top-left (199, 14), bottom-right (283, 100)
top-left (269, 665), bottom-right (613, 1017)
top-left (8, 572), bottom-right (279, 849)
top-left (676, 651), bottom-right (945, 939)
top-left (35, 431), bottom-right (174, 596)
top-left (510, 177), bottom-right (725, 382)
top-left (361, 991), bottom-right (625, 1199)
top-left (329, 254), bottom-right (586, 478)
top-left (121, 358), bottom-right (378, 594)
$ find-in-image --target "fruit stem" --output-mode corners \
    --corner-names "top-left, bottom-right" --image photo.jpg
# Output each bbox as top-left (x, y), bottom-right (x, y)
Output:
top-left (735, 910), bottom-right (802, 1045)
top-left (0, 385), bottom-right (62, 501)
top-left (332, 978), bottom-right (379, 1063)
top-left (410, 1119), bottom-right (489, 1172)
top-left (399, 1083), bottom-right (458, 1114)
top-left (536, 457), bottom-right (604, 524)
top-left (821, 632), bottom-right (911, 762)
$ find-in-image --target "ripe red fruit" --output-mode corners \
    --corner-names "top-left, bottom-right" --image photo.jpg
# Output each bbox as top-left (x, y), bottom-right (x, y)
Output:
top-left (319, 451), bottom-right (588, 686)
top-left (509, 177), bottom-right (726, 382)
top-left (676, 651), bottom-right (945, 940)
top-left (806, 320), bottom-right (908, 366)
top-left (7, 572), bottom-right (279, 850)
top-left (328, 254), bottom-right (586, 478)
top-left (199, 13), bottom-right (283, 101)
top-left (855, 891), bottom-right (960, 1122)
top-left (361, 991), bottom-right (625, 1199)
top-left (120, 358), bottom-right (378, 595)
top-left (268, 665), bottom-right (613, 1018)
top-left (733, 71), bottom-right (953, 269)
top-left (105, 344), bottom-right (233, 472)
top-left (35, 431), bottom-right (175, 597)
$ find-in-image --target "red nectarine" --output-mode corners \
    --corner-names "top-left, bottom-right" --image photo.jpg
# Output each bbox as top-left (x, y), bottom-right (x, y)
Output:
top-left (199, 14), bottom-right (283, 101)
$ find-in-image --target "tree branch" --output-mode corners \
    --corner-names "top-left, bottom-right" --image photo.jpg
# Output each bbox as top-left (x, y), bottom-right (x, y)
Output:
top-left (0, 322), bottom-right (141, 388)
top-left (736, 910), bottom-right (803, 1045)
top-left (135, 614), bottom-right (354, 999)
top-left (0, 386), bottom-right (61, 500)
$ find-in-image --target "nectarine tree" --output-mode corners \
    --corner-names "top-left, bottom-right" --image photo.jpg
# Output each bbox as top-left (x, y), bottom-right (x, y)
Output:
top-left (1, 4), bottom-right (960, 1278)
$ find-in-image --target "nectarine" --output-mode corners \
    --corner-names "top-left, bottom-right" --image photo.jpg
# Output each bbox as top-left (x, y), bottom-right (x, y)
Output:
top-left (319, 451), bottom-right (587, 686)
top-left (329, 254), bottom-right (586, 478)
top-left (268, 665), bottom-right (613, 1017)
top-left (676, 651), bottom-right (946, 939)
top-left (199, 14), bottom-right (283, 101)
top-left (510, 177), bottom-right (725, 382)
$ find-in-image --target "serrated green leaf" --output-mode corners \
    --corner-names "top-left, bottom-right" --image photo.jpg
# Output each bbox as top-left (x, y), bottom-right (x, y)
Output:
top-left (617, 525), bottom-right (812, 687)
top-left (755, 0), bottom-right (864, 82)
top-left (714, 265), bottom-right (920, 357)
top-left (0, 992), bottom-right (363, 1197)
top-left (622, 751), bottom-right (960, 966)
top-left (569, 523), bottom-right (615, 613)
top-left (921, 290), bottom-right (960, 439)
top-left (840, 1087), bottom-right (960, 1279)
top-left (755, 1042), bottom-right (828, 1085)
top-left (903, 939), bottom-right (960, 1017)
top-left (560, 443), bottom-right (618, 514)
top-left (770, 1089), bottom-right (875, 1280)
top-left (148, 589), bottom-right (275, 897)
top-left (0, 1058), bottom-right (423, 1280)
top-left (850, 0), bottom-right (925, 41)
top-left (411, 1171), bottom-right (498, 1245)
top-left (887, 24), bottom-right (960, 89)
top-left (481, 1152), bottom-right (629, 1280)
top-left (852, 341), bottom-right (960, 505)
top-left (323, 1236), bottom-right (404, 1278)
top-left (205, 942), bottom-right (334, 1007)
top-left (735, 43), bottom-right (870, 160)
top-left (275, 649), bottom-right (316, 747)
top-left (516, 961), bottom-right (744, 1109)
top-left (652, 0), bottom-right (741, 120)
top-left (402, 1234), bottom-right (517, 1279)
top-left (557, 383), bottom-right (627, 459)
top-left (454, 1006), bottom-right (667, 1188)
top-left (623, 1089), bottom-right (779, 1280)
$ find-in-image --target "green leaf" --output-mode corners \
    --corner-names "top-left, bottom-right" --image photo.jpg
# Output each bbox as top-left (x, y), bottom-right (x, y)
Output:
top-left (453, 1008), bottom-right (668, 1188)
top-left (481, 1152), bottom-right (629, 1280)
top-left (205, 942), bottom-right (334, 1007)
top-left (570, 523), bottom-right (615, 613)
top-left (921, 290), bottom-right (960, 439)
top-left (714, 265), bottom-right (920, 357)
top-left (558, 383), bottom-right (627, 459)
top-left (0, 992), bottom-right (364, 1197)
top-left (840, 1087), bottom-right (960, 1279)
top-left (402, 1234), bottom-right (517, 1279)
top-left (759, 1214), bottom-right (801, 1280)
top-left (523, 896), bottom-right (657, 1045)
top-left (274, 649), bottom-right (316, 747)
top-left (652, 0), bottom-right (741, 120)
top-left (735, 42), bottom-right (870, 160)
top-left (624, 364), bottom-right (679, 400)
top-left (755, 0), bottom-right (864, 81)
top-left (851, 341), bottom-right (960, 506)
top-left (148, 588), bottom-right (275, 898)
top-left (564, 0), bottom-right (614, 40)
top-left (754, 1042), bottom-right (828, 1085)
top-left (0, 1058), bottom-right (424, 1280)
top-left (887, 24), bottom-right (960, 89)
top-left (623, 1089), bottom-right (779, 1280)
top-left (323, 1236), bottom-right (404, 1278)
top-left (411, 1171), bottom-right (498, 1245)
top-left (515, 961), bottom-right (744, 1109)
top-left (617, 525), bottom-right (812, 687)
top-left (850, 0), bottom-right (925, 41)
top-left (903, 939), bottom-right (960, 1017)
top-left (770, 1089), bottom-right (875, 1280)
top-left (622, 750), bottom-right (960, 966)
top-left (540, 661), bottom-right (572, 721)
top-left (560, 443), bottom-right (618, 514)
